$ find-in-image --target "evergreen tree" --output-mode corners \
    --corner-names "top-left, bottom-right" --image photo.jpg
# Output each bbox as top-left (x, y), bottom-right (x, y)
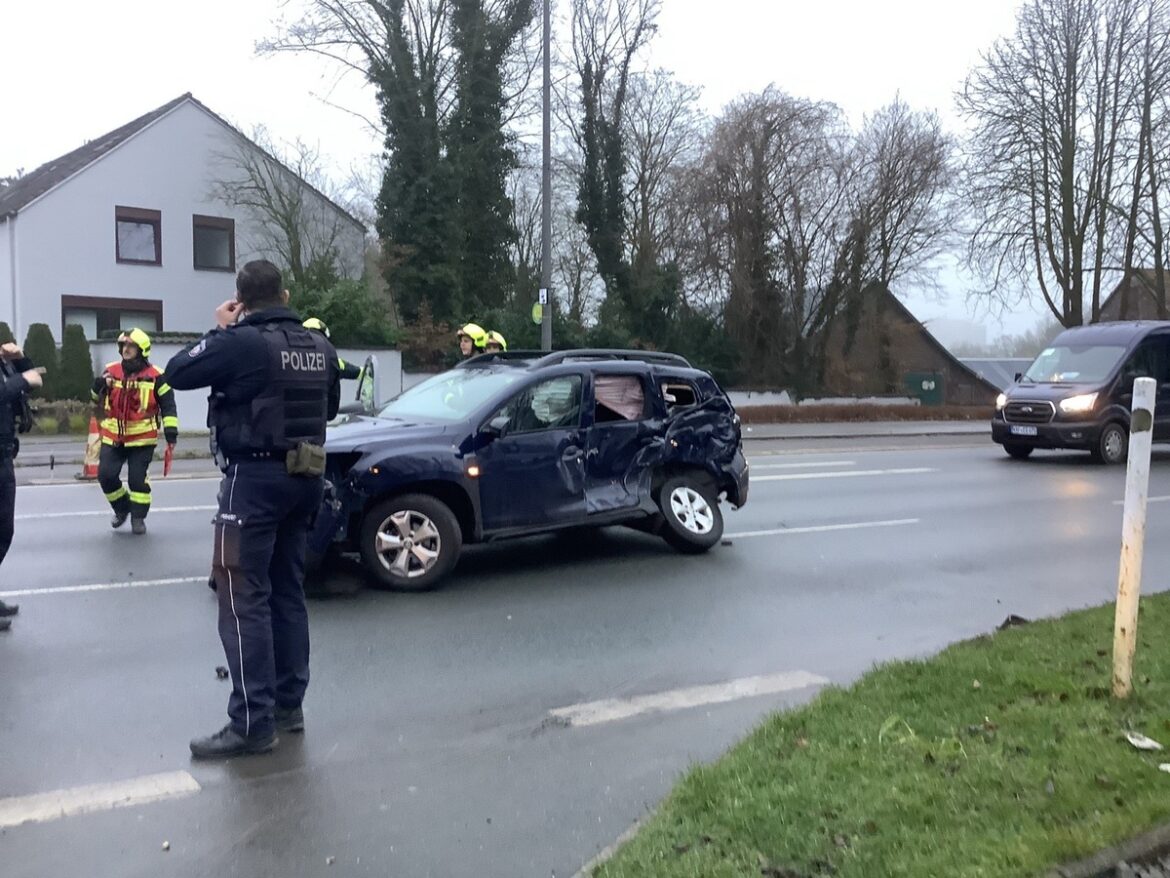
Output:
top-left (22, 324), bottom-right (59, 399)
top-left (58, 324), bottom-right (95, 402)
top-left (447, 0), bottom-right (533, 313)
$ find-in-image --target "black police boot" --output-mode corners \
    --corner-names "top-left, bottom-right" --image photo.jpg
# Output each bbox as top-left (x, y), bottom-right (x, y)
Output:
top-left (275, 706), bottom-right (305, 733)
top-left (189, 724), bottom-right (276, 759)
top-left (0, 599), bottom-right (18, 617)
top-left (131, 518), bottom-right (147, 536)
top-left (111, 510), bottom-right (129, 529)
top-left (0, 618), bottom-right (10, 632)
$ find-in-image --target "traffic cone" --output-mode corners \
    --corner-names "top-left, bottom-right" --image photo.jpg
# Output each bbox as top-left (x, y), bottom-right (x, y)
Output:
top-left (78, 417), bottom-right (100, 481)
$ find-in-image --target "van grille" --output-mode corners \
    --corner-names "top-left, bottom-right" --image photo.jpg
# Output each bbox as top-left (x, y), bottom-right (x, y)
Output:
top-left (1004, 400), bottom-right (1055, 424)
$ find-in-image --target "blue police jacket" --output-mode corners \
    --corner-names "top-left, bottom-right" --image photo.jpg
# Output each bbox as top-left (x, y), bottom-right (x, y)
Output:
top-left (163, 307), bottom-right (341, 459)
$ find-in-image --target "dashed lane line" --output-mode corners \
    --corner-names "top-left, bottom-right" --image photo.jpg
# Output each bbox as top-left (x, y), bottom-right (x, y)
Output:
top-left (16, 505), bottom-right (217, 520)
top-left (726, 518), bottom-right (919, 539)
top-left (0, 576), bottom-right (207, 598)
top-left (0, 771), bottom-right (201, 829)
top-left (549, 670), bottom-right (829, 728)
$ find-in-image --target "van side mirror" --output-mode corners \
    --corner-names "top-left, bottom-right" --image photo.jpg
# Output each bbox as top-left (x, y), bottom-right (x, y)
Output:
top-left (1014, 372), bottom-right (1022, 382)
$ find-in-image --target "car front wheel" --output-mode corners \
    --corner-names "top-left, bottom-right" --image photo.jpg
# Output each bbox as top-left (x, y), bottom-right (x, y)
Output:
top-left (360, 494), bottom-right (462, 591)
top-left (1091, 422), bottom-right (1128, 465)
top-left (657, 474), bottom-right (724, 554)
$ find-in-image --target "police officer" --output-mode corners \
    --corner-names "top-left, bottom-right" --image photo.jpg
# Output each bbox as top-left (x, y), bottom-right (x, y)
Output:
top-left (0, 344), bottom-right (43, 631)
top-left (164, 260), bottom-right (340, 758)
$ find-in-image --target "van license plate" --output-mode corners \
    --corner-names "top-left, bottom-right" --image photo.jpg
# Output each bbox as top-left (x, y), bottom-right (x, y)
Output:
top-left (1010, 425), bottom-right (1038, 436)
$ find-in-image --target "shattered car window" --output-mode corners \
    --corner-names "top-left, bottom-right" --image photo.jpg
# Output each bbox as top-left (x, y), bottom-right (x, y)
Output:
top-left (378, 369), bottom-right (522, 422)
top-left (594, 374), bottom-right (646, 422)
top-left (493, 376), bottom-right (583, 433)
top-left (662, 382), bottom-right (698, 409)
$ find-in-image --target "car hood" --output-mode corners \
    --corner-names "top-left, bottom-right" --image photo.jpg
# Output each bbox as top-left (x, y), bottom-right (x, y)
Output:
top-left (1006, 382), bottom-right (1103, 402)
top-left (325, 415), bottom-right (451, 453)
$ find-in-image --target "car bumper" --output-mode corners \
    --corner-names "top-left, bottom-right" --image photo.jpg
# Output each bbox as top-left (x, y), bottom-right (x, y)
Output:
top-left (991, 418), bottom-right (1102, 449)
top-left (722, 448), bottom-right (749, 507)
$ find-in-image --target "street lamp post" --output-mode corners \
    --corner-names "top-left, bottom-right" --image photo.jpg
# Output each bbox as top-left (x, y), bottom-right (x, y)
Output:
top-left (540, 0), bottom-right (553, 351)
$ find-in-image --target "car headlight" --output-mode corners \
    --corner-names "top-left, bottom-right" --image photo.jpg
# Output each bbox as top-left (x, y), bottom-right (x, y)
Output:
top-left (1059, 392), bottom-right (1098, 414)
top-left (996, 393), bottom-right (1007, 410)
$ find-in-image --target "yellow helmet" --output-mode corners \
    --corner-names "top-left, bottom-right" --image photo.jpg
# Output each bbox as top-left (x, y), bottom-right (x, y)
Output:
top-left (118, 327), bottom-right (152, 358)
top-left (457, 323), bottom-right (487, 348)
top-left (303, 317), bottom-right (330, 339)
top-left (485, 330), bottom-right (507, 352)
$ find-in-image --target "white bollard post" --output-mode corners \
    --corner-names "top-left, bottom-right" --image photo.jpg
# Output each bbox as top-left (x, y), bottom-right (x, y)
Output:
top-left (1113, 376), bottom-right (1157, 699)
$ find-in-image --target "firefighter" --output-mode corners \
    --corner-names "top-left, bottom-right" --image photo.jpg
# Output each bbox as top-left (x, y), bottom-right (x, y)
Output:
top-left (302, 317), bottom-right (362, 379)
top-left (484, 331), bottom-right (507, 353)
top-left (457, 323), bottom-right (487, 359)
top-left (92, 328), bottom-right (177, 535)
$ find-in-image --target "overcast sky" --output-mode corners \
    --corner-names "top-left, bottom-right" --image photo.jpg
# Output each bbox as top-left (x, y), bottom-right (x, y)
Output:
top-left (2, 0), bottom-right (1049, 340)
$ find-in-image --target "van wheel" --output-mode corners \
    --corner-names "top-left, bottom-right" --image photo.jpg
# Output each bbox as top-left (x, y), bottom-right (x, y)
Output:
top-left (360, 495), bottom-right (462, 591)
top-left (1004, 444), bottom-right (1033, 460)
top-left (1091, 422), bottom-right (1128, 465)
top-left (657, 474), bottom-right (723, 554)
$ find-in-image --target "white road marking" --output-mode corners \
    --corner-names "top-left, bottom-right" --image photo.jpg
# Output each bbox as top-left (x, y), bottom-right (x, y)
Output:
top-left (549, 670), bottom-right (829, 728)
top-left (19, 476), bottom-right (221, 489)
top-left (753, 467), bottom-right (936, 482)
top-left (0, 576), bottom-right (207, 598)
top-left (16, 505), bottom-right (217, 520)
top-left (748, 460), bottom-right (855, 470)
top-left (0, 771), bottom-right (201, 829)
top-left (1113, 495), bottom-right (1170, 505)
top-left (727, 518), bottom-right (919, 539)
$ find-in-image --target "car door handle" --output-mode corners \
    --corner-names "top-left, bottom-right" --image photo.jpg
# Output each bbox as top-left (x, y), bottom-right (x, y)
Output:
top-left (562, 446), bottom-right (583, 462)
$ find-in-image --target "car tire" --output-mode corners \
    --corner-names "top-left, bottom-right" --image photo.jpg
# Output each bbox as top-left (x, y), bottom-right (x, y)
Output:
top-left (1091, 422), bottom-right (1128, 465)
top-left (1004, 444), bottom-right (1033, 460)
top-left (360, 494), bottom-right (462, 592)
top-left (657, 474), bottom-right (724, 554)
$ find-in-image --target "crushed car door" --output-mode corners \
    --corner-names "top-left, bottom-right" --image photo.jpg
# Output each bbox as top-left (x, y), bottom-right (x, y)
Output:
top-left (475, 374), bottom-right (587, 531)
top-left (583, 372), bottom-right (654, 514)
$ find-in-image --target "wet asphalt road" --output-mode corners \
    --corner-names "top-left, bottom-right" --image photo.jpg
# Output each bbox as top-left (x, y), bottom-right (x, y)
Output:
top-left (3, 435), bottom-right (1169, 877)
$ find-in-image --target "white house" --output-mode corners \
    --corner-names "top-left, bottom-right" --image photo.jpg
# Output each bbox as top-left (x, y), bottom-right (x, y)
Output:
top-left (0, 93), bottom-right (367, 343)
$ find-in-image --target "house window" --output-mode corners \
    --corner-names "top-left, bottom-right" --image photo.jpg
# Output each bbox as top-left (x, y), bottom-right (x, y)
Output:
top-left (115, 206), bottom-right (161, 265)
top-left (61, 295), bottom-right (162, 339)
top-left (193, 215), bottom-right (235, 271)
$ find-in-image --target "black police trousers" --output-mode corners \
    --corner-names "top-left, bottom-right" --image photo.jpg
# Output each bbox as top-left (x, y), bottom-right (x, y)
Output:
top-left (98, 443), bottom-right (155, 520)
top-left (0, 454), bottom-right (14, 568)
top-left (212, 460), bottom-right (324, 739)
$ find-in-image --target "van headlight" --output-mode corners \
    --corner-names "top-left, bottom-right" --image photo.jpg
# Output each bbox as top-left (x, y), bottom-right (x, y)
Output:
top-left (996, 393), bottom-right (1007, 410)
top-left (1059, 392), bottom-right (1098, 414)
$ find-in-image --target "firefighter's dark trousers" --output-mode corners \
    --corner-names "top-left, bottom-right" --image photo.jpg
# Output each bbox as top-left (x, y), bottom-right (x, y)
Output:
top-left (99, 443), bottom-right (155, 520)
top-left (212, 460), bottom-right (324, 740)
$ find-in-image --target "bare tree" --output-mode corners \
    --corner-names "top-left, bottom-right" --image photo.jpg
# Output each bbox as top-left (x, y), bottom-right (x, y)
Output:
top-left (958, 0), bottom-right (1141, 327)
top-left (210, 128), bottom-right (365, 284)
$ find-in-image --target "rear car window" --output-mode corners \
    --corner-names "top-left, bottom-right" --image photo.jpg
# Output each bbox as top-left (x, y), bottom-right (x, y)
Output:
top-left (594, 374), bottom-right (646, 422)
top-left (661, 381), bottom-right (699, 410)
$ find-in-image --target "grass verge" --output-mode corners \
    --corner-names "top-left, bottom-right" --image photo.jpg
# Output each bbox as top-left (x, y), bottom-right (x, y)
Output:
top-left (595, 596), bottom-right (1170, 878)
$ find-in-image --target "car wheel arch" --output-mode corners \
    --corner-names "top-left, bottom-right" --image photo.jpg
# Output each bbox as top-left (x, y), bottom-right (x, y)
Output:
top-left (359, 480), bottom-right (477, 544)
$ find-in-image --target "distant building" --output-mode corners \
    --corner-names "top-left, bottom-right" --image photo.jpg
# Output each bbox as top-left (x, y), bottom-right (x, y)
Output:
top-left (819, 286), bottom-right (1000, 406)
top-left (0, 93), bottom-right (365, 342)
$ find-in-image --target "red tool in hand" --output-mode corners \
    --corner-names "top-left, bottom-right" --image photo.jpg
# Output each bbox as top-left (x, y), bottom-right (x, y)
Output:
top-left (163, 443), bottom-right (174, 477)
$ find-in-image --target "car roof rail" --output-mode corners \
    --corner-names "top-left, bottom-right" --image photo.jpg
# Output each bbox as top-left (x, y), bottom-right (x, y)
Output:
top-left (456, 351), bottom-right (545, 367)
top-left (534, 349), bottom-right (692, 368)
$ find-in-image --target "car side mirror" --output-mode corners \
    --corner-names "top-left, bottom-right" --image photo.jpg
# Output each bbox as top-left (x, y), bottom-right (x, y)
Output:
top-left (483, 415), bottom-right (510, 438)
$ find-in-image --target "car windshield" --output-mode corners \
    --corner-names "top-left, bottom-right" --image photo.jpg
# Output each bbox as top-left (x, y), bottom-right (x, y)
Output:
top-left (376, 368), bottom-right (523, 422)
top-left (1023, 344), bottom-right (1126, 383)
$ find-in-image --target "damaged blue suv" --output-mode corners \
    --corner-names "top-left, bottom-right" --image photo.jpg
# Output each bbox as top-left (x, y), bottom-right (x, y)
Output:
top-left (308, 349), bottom-right (750, 591)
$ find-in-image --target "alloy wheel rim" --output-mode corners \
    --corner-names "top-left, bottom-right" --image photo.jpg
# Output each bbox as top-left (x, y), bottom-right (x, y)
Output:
top-left (669, 486), bottom-right (714, 535)
top-left (374, 510), bottom-right (442, 578)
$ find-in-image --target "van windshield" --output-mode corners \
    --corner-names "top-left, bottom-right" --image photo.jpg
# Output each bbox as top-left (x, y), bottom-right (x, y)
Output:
top-left (1023, 344), bottom-right (1126, 384)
